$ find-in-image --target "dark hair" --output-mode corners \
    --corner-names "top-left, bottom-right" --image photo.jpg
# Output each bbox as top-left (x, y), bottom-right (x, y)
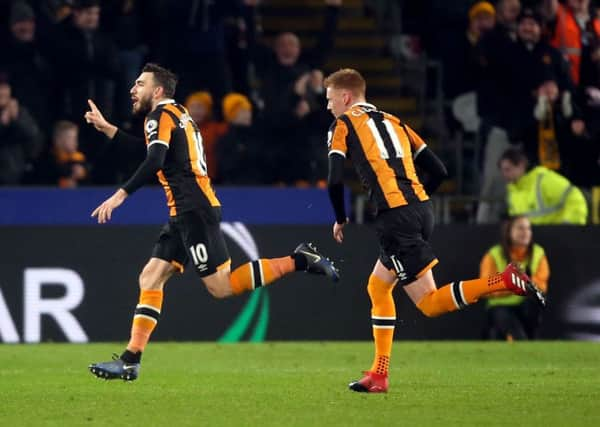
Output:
top-left (498, 147), bottom-right (529, 168)
top-left (72, 0), bottom-right (100, 10)
top-left (142, 63), bottom-right (178, 98)
top-left (500, 215), bottom-right (533, 274)
top-left (517, 8), bottom-right (543, 26)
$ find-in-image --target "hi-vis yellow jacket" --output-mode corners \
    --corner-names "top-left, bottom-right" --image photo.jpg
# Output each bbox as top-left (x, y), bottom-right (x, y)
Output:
top-left (507, 166), bottom-right (588, 225)
top-left (484, 244), bottom-right (547, 307)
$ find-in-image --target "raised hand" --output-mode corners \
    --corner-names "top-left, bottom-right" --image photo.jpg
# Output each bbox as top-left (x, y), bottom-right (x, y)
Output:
top-left (84, 99), bottom-right (117, 138)
top-left (294, 73), bottom-right (311, 96)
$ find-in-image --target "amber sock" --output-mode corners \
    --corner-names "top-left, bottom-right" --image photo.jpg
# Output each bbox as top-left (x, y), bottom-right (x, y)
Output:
top-left (230, 257), bottom-right (296, 295)
top-left (367, 274), bottom-right (396, 376)
top-left (127, 289), bottom-right (163, 353)
top-left (417, 274), bottom-right (505, 317)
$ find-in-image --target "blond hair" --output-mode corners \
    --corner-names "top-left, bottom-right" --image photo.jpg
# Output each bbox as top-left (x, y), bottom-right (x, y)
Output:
top-left (323, 68), bottom-right (366, 97)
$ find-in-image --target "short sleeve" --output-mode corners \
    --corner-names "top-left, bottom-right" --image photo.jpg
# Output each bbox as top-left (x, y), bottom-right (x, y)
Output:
top-left (327, 119), bottom-right (348, 158)
top-left (404, 124), bottom-right (427, 158)
top-left (145, 109), bottom-right (176, 148)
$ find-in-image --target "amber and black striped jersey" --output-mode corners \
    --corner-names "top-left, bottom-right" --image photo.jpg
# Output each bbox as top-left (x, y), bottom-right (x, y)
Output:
top-left (144, 99), bottom-right (220, 216)
top-left (327, 102), bottom-right (429, 211)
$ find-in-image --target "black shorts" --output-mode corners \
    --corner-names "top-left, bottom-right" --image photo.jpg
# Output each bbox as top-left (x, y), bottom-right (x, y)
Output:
top-left (375, 200), bottom-right (438, 286)
top-left (151, 207), bottom-right (231, 277)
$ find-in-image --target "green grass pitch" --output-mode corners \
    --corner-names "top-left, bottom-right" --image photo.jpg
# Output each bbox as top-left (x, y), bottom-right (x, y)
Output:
top-left (0, 342), bottom-right (599, 426)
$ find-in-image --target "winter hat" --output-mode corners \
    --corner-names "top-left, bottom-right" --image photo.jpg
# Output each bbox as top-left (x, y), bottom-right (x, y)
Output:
top-left (185, 91), bottom-right (213, 111)
top-left (469, 1), bottom-right (495, 21)
top-left (222, 93), bottom-right (252, 123)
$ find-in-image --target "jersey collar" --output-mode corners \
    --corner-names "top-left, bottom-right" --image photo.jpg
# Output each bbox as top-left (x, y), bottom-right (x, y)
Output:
top-left (157, 99), bottom-right (176, 106)
top-left (351, 102), bottom-right (376, 109)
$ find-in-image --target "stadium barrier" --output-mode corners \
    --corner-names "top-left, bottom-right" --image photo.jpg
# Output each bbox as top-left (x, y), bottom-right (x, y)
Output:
top-left (1, 223), bottom-right (599, 343)
top-left (0, 187), bottom-right (344, 225)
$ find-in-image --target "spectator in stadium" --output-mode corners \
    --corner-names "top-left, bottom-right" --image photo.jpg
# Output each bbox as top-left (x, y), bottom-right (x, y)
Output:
top-left (83, 63), bottom-right (340, 381)
top-left (101, 0), bottom-right (149, 128)
top-left (243, 0), bottom-right (342, 184)
top-left (442, 1), bottom-right (496, 139)
top-left (507, 8), bottom-right (581, 171)
top-left (480, 215), bottom-right (550, 340)
top-left (216, 92), bottom-right (264, 185)
top-left (48, 0), bottom-right (120, 159)
top-left (532, 79), bottom-right (588, 179)
top-left (542, 0), bottom-right (600, 86)
top-left (323, 68), bottom-right (544, 394)
top-left (155, 0), bottom-right (242, 107)
top-left (443, 1), bottom-right (496, 102)
top-left (1, 1), bottom-right (55, 130)
top-left (476, 0), bottom-right (522, 223)
top-left (0, 71), bottom-right (44, 185)
top-left (34, 120), bottom-right (89, 188)
top-left (499, 147), bottom-right (588, 224)
top-left (541, 0), bottom-right (600, 187)
top-left (185, 91), bottom-right (228, 182)
top-left (34, 0), bottom-right (74, 38)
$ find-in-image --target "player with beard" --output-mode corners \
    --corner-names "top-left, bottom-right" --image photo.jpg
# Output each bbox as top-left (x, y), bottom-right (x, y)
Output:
top-left (84, 63), bottom-right (339, 381)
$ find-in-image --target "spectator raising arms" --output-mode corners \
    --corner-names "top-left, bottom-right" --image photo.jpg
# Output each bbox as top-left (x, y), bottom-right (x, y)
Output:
top-left (507, 9), bottom-right (579, 169)
top-left (243, 0), bottom-right (342, 184)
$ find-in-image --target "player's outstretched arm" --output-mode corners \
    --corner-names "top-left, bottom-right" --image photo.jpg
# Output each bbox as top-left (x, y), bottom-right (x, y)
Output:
top-left (89, 144), bottom-right (167, 223)
top-left (91, 189), bottom-right (128, 224)
top-left (84, 99), bottom-right (118, 139)
top-left (84, 99), bottom-right (144, 147)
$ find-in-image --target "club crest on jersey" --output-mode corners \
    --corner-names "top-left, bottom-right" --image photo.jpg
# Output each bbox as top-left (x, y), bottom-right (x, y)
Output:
top-left (145, 119), bottom-right (158, 136)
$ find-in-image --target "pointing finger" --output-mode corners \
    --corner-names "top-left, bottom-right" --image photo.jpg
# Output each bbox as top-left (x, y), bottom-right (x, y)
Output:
top-left (87, 99), bottom-right (99, 113)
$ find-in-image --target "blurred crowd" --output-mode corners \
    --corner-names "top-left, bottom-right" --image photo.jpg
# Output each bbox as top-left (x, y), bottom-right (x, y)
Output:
top-left (434, 0), bottom-right (600, 222)
top-left (1, 0), bottom-right (599, 224)
top-left (0, 0), bottom-right (342, 187)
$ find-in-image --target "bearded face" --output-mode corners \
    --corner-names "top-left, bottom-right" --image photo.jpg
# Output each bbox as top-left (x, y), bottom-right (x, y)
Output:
top-left (132, 91), bottom-right (153, 115)
top-left (130, 72), bottom-right (156, 116)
